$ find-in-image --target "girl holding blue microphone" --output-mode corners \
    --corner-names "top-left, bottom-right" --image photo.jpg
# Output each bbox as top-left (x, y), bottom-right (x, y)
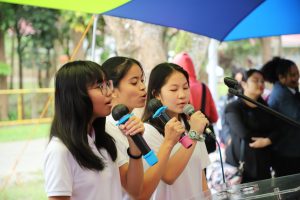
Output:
top-left (102, 56), bottom-right (184, 200)
top-left (142, 62), bottom-right (211, 200)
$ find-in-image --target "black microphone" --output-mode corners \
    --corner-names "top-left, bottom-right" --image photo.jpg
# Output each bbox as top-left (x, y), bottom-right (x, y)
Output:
top-left (112, 104), bottom-right (158, 166)
top-left (147, 98), bottom-right (193, 149)
top-left (183, 104), bottom-right (216, 140)
top-left (224, 77), bottom-right (239, 89)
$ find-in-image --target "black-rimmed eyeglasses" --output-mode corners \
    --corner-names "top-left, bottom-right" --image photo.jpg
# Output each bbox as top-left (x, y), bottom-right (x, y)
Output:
top-left (95, 80), bottom-right (113, 95)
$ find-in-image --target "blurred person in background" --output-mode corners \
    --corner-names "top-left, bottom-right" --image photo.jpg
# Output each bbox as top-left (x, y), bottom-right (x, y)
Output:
top-left (261, 57), bottom-right (300, 177)
top-left (225, 69), bottom-right (280, 183)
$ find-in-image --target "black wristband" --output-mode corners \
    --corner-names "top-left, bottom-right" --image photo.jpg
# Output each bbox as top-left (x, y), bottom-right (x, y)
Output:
top-left (127, 147), bottom-right (142, 159)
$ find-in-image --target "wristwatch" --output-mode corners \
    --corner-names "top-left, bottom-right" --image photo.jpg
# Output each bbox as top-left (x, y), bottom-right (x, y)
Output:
top-left (188, 130), bottom-right (205, 142)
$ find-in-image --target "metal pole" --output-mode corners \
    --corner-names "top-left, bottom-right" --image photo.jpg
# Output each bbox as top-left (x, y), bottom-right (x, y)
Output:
top-left (91, 14), bottom-right (99, 61)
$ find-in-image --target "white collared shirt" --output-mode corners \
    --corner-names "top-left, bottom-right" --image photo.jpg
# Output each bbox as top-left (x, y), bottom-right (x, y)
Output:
top-left (44, 134), bottom-right (127, 200)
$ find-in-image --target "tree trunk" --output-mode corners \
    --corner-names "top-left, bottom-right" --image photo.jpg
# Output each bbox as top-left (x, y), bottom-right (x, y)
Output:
top-left (261, 37), bottom-right (272, 64)
top-left (104, 16), bottom-right (167, 79)
top-left (10, 33), bottom-right (15, 89)
top-left (16, 29), bottom-right (25, 119)
top-left (0, 30), bottom-right (9, 120)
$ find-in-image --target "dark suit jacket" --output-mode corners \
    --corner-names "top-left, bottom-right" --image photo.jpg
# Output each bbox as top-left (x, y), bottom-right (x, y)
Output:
top-left (268, 82), bottom-right (300, 157)
top-left (225, 98), bottom-right (279, 182)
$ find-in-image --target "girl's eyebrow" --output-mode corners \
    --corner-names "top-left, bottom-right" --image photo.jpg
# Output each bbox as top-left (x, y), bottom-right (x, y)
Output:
top-left (168, 82), bottom-right (188, 87)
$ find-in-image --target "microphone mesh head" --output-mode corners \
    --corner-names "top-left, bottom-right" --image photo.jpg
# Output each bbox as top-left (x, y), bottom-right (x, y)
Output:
top-left (112, 104), bottom-right (129, 120)
top-left (147, 98), bottom-right (163, 112)
top-left (183, 104), bottom-right (194, 116)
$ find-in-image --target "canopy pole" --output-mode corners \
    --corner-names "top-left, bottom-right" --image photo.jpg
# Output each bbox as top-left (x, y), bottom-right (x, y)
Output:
top-left (91, 14), bottom-right (99, 61)
top-left (206, 39), bottom-right (219, 101)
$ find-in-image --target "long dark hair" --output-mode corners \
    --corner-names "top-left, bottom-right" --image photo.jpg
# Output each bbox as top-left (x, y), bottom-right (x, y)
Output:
top-left (142, 63), bottom-right (190, 134)
top-left (50, 60), bottom-right (117, 171)
top-left (102, 56), bottom-right (144, 88)
top-left (261, 57), bottom-right (295, 83)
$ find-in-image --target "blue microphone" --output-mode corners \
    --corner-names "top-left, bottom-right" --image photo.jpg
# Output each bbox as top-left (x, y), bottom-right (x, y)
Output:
top-left (112, 104), bottom-right (158, 166)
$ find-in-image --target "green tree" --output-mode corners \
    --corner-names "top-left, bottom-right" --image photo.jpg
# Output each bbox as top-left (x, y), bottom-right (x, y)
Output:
top-left (0, 3), bottom-right (15, 120)
top-left (29, 8), bottom-right (60, 87)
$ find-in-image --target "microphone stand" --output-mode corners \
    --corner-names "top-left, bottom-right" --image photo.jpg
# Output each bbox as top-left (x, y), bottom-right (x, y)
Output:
top-left (228, 88), bottom-right (300, 128)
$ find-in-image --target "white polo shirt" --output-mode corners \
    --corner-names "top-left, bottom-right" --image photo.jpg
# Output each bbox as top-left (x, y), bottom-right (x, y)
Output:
top-left (143, 123), bottom-right (210, 200)
top-left (106, 114), bottom-right (133, 200)
top-left (44, 135), bottom-right (127, 200)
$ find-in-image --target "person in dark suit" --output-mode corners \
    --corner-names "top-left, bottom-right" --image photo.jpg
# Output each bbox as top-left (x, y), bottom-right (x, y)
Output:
top-left (225, 69), bottom-right (279, 183)
top-left (261, 57), bottom-right (300, 177)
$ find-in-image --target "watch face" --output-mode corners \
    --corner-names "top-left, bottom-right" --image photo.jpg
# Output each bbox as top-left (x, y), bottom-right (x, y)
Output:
top-left (189, 131), bottom-right (196, 137)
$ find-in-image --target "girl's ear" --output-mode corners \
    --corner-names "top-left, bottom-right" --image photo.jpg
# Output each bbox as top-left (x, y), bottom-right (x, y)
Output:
top-left (112, 88), bottom-right (119, 98)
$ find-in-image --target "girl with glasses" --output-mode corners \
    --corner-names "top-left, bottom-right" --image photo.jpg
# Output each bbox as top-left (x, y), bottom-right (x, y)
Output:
top-left (43, 60), bottom-right (144, 200)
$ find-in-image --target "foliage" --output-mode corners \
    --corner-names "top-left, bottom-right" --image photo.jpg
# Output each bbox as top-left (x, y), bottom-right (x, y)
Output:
top-left (0, 62), bottom-right (11, 76)
top-left (0, 123), bottom-right (49, 142)
top-left (171, 31), bottom-right (193, 54)
top-left (29, 8), bottom-right (60, 50)
top-left (0, 3), bottom-right (15, 31)
top-left (219, 39), bottom-right (260, 70)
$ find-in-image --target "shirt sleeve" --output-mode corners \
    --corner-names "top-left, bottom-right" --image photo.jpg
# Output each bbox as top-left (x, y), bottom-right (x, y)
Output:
top-left (143, 123), bottom-right (164, 154)
top-left (116, 145), bottom-right (129, 167)
top-left (43, 139), bottom-right (73, 197)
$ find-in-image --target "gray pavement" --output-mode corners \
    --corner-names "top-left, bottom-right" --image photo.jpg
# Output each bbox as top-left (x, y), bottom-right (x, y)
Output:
top-left (0, 138), bottom-right (48, 186)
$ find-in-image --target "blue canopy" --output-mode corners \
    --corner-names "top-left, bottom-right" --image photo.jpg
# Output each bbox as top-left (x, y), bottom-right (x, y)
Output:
top-left (105, 0), bottom-right (300, 41)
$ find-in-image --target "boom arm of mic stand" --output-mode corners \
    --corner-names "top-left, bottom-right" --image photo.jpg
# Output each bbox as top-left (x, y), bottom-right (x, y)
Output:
top-left (228, 88), bottom-right (300, 129)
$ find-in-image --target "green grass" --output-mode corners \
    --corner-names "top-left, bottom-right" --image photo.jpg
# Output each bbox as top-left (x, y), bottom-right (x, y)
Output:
top-left (0, 124), bottom-right (50, 143)
top-left (0, 172), bottom-right (47, 200)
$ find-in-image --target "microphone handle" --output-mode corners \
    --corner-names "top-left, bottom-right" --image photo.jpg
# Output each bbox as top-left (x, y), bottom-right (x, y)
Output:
top-left (204, 127), bottom-right (216, 140)
top-left (130, 134), bottom-right (151, 155)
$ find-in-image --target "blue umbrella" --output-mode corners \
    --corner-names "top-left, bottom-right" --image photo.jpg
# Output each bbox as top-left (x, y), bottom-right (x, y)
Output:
top-left (104, 0), bottom-right (300, 41)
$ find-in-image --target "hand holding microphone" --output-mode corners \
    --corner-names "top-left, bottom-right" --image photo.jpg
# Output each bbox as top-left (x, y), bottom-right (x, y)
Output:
top-left (112, 104), bottom-right (158, 166)
top-left (147, 98), bottom-right (194, 148)
top-left (183, 104), bottom-right (215, 140)
top-left (164, 118), bottom-right (186, 146)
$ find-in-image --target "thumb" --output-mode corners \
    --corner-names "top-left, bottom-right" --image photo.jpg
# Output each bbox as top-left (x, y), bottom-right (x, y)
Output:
top-left (249, 142), bottom-right (256, 148)
top-left (119, 124), bottom-right (125, 130)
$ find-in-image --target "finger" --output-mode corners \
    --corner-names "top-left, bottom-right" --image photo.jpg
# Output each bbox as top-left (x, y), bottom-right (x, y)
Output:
top-left (169, 117), bottom-right (178, 123)
top-left (251, 137), bottom-right (259, 141)
top-left (128, 127), bottom-right (144, 136)
top-left (125, 118), bottom-right (139, 130)
top-left (126, 123), bottom-right (144, 135)
top-left (119, 124), bottom-right (125, 130)
top-left (249, 142), bottom-right (255, 147)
